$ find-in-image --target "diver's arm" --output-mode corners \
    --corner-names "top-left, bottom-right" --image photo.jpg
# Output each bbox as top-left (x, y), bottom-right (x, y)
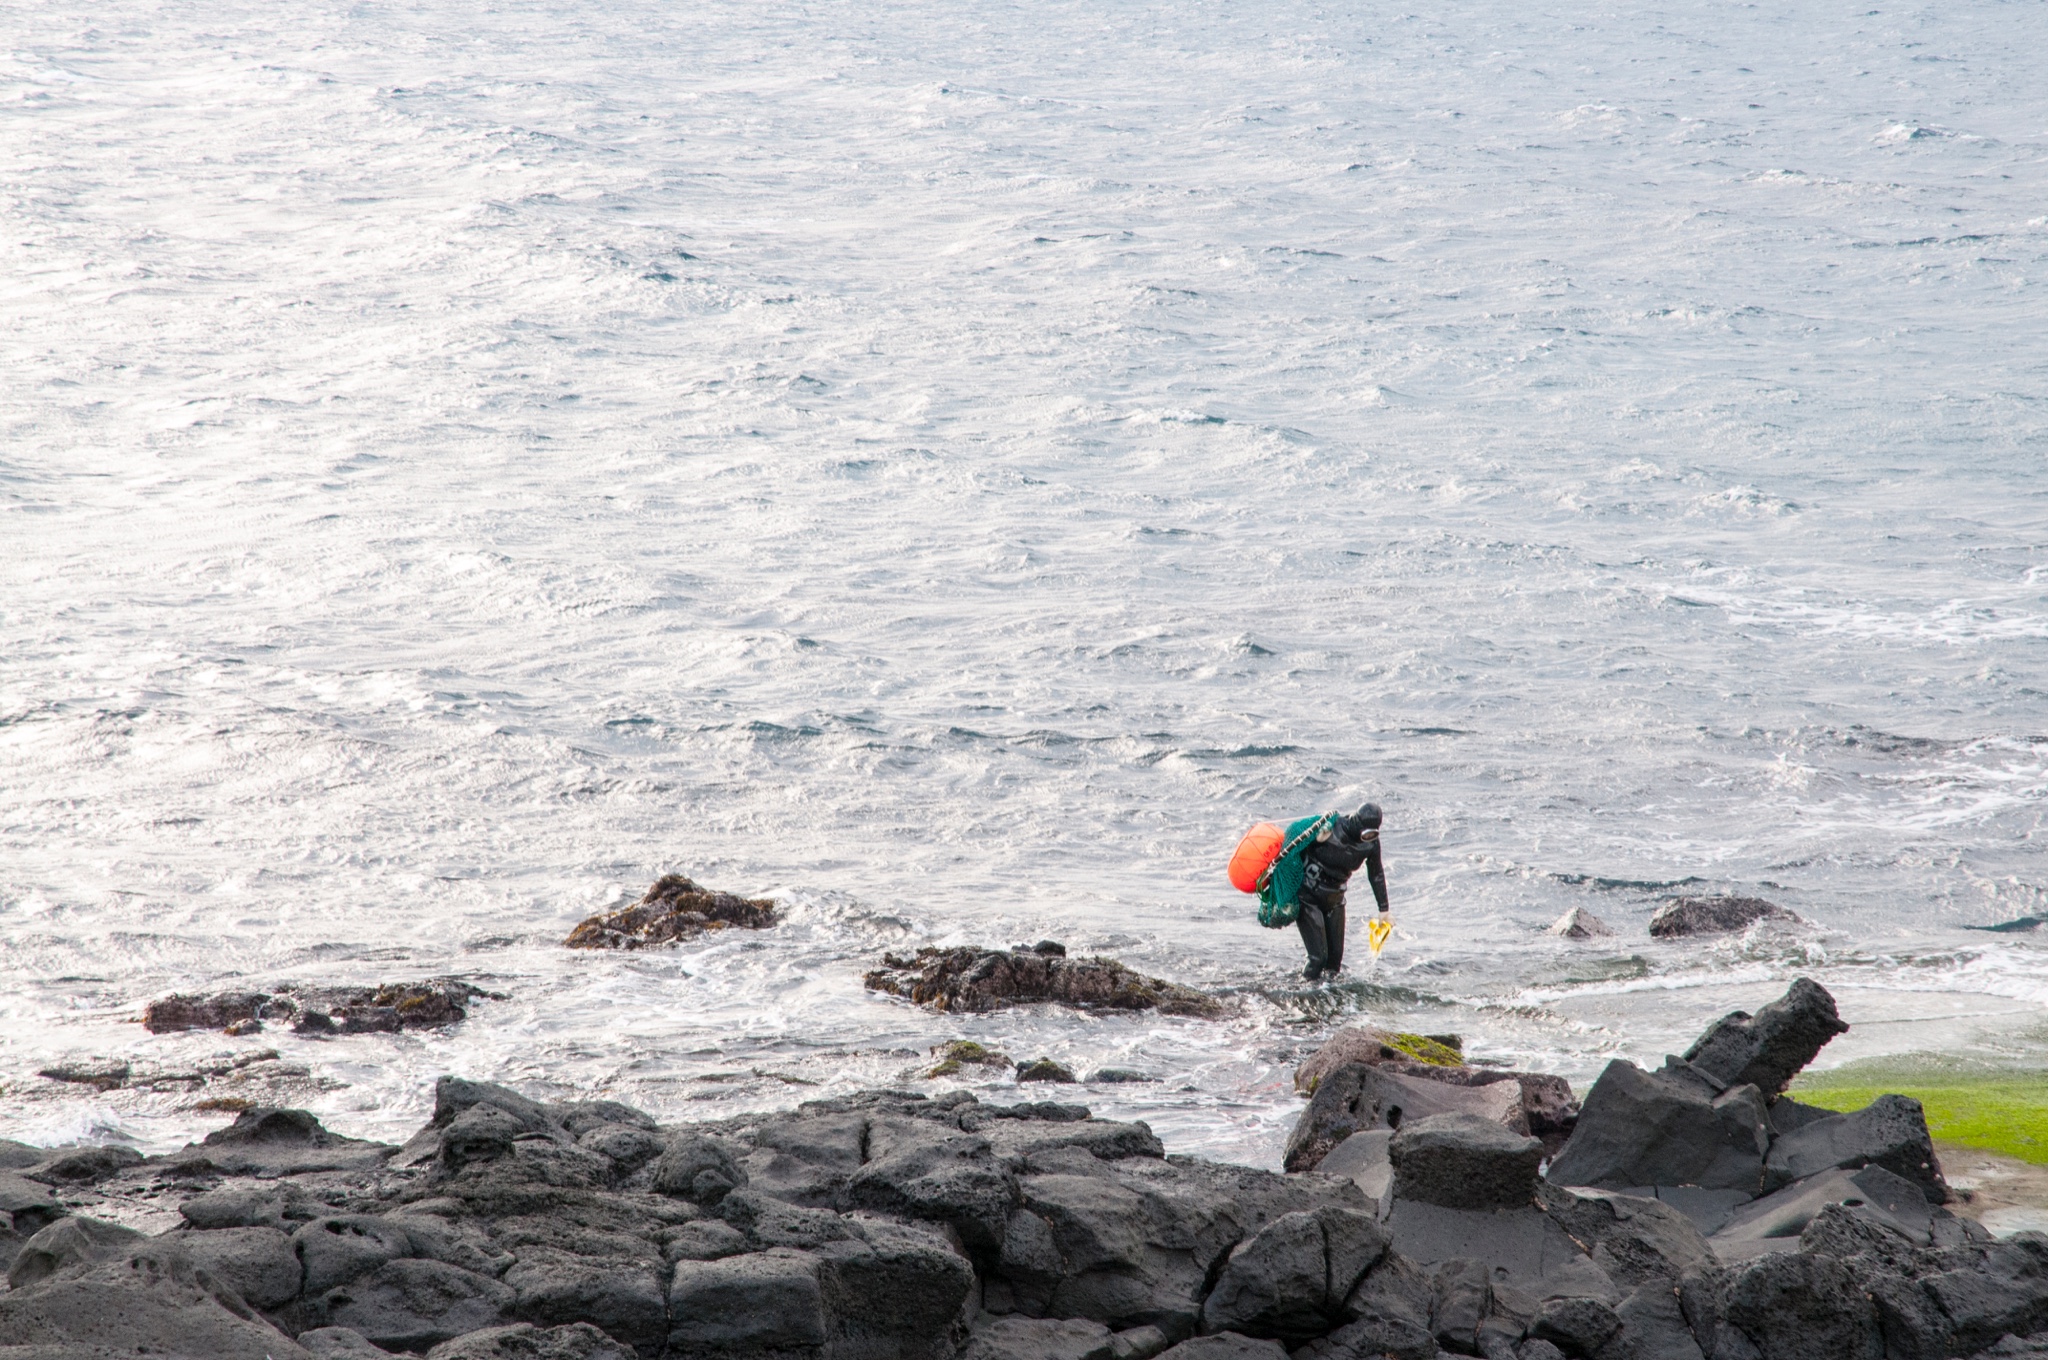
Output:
top-left (1363, 836), bottom-right (1389, 914)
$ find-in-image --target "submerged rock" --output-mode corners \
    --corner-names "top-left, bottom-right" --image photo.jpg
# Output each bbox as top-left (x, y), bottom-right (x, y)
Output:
top-left (563, 873), bottom-right (776, 949)
top-left (863, 943), bottom-right (1225, 1017)
top-left (1647, 895), bottom-right (1799, 938)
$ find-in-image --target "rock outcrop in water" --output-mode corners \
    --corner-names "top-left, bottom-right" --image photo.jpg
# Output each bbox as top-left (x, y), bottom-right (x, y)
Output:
top-left (144, 981), bottom-right (500, 1037)
top-left (864, 942), bottom-right (1226, 1018)
top-left (6, 980), bottom-right (2044, 1360)
top-left (1647, 896), bottom-right (1800, 938)
top-left (563, 874), bottom-right (777, 949)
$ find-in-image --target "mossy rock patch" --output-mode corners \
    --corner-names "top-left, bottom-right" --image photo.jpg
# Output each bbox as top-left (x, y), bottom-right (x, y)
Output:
top-left (1793, 1054), bottom-right (2048, 1165)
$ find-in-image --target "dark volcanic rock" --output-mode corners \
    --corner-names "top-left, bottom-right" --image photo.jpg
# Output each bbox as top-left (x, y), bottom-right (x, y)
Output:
top-left (960, 1314), bottom-right (1118, 1360)
top-left (1285, 1064), bottom-right (1526, 1173)
top-left (143, 989), bottom-right (280, 1034)
top-left (563, 873), bottom-right (776, 949)
top-left (1199, 1205), bottom-right (1387, 1340)
top-left (303, 1325), bottom-right (399, 1357)
top-left (1647, 896), bottom-right (1799, 938)
top-left (1708, 1165), bottom-right (1937, 1258)
top-left (1681, 977), bottom-right (1849, 1097)
top-left (665, 1247), bottom-right (827, 1352)
top-left (0, 1237), bottom-right (317, 1359)
top-left (1543, 1060), bottom-right (1768, 1194)
top-left (1761, 1093), bottom-right (1948, 1202)
top-left (864, 944), bottom-right (1225, 1017)
top-left (18, 1008), bottom-right (2029, 1360)
top-left (8, 1214), bottom-right (144, 1289)
top-left (178, 1224), bottom-right (303, 1309)
top-left (1159, 1336), bottom-right (1288, 1360)
top-left (0, 1169), bottom-right (66, 1238)
top-left (1684, 1250), bottom-right (1884, 1360)
top-left (1530, 1296), bottom-right (1622, 1355)
top-left (1389, 1114), bottom-right (1544, 1212)
top-left (292, 980), bottom-right (501, 1035)
top-left (21, 1141), bottom-right (145, 1184)
top-left (1535, 1186), bottom-right (1715, 1286)
top-left (1019, 1058), bottom-right (1080, 1083)
top-left (144, 979), bottom-right (497, 1035)
top-left (653, 1130), bottom-right (750, 1204)
top-left (1294, 1029), bottom-right (1580, 1155)
top-left (313, 1258), bottom-right (518, 1351)
top-left (168, 1105), bottom-right (397, 1176)
top-left (1295, 1028), bottom-right (1467, 1091)
top-left (426, 1321), bottom-right (635, 1359)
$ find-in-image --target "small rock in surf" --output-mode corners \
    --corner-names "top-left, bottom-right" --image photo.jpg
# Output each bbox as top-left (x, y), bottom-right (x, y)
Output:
top-left (1547, 905), bottom-right (1614, 939)
top-left (1647, 894), bottom-right (1799, 938)
top-left (564, 873), bottom-right (777, 949)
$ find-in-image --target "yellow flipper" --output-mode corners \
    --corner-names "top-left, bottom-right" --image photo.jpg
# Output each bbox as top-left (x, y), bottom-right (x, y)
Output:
top-left (1366, 915), bottom-right (1394, 959)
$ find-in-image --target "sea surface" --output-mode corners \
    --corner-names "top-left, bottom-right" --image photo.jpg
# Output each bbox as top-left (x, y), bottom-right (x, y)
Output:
top-left (2, 0), bottom-right (2045, 1168)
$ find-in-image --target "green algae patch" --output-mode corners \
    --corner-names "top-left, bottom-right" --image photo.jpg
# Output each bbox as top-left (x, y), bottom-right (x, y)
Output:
top-left (1792, 1055), bottom-right (2048, 1165)
top-left (1382, 1031), bottom-right (1466, 1067)
top-left (925, 1040), bottom-right (1011, 1078)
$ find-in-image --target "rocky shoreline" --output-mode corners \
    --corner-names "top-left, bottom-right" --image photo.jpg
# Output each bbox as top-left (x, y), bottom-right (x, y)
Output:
top-left (3, 978), bottom-right (2046, 1360)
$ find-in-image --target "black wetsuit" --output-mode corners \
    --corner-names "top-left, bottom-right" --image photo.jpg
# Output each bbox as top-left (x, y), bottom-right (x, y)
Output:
top-left (1296, 814), bottom-right (1388, 977)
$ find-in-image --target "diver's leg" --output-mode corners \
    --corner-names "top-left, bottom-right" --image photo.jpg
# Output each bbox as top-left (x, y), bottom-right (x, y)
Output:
top-left (1296, 903), bottom-right (1329, 979)
top-left (1326, 899), bottom-right (1347, 972)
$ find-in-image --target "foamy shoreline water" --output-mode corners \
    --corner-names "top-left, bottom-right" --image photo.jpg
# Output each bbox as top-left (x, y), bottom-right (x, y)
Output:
top-left (3, 0), bottom-right (2044, 1165)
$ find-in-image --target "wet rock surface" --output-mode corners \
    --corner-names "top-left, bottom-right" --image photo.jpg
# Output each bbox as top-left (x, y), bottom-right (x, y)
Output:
top-left (142, 980), bottom-right (501, 1037)
top-left (863, 942), bottom-right (1226, 1017)
top-left (5, 977), bottom-right (2045, 1360)
top-left (563, 874), bottom-right (777, 949)
top-left (1646, 896), bottom-right (1799, 938)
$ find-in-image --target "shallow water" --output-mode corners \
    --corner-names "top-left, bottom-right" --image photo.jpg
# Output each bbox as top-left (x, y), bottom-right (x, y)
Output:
top-left (2, 0), bottom-right (2045, 1166)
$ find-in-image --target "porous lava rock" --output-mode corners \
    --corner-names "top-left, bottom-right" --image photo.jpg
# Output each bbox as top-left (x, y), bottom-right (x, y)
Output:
top-left (9, 976), bottom-right (2039, 1360)
top-left (1386, 1113), bottom-right (1544, 1211)
top-left (563, 873), bottom-right (777, 949)
top-left (1647, 895), bottom-right (1799, 938)
top-left (144, 979), bottom-right (499, 1036)
top-left (1283, 1065), bottom-right (1524, 1174)
top-left (864, 942), bottom-right (1225, 1017)
top-left (1680, 975), bottom-right (1850, 1097)
top-left (1289, 1029), bottom-right (1581, 1166)
top-left (1294, 1028), bottom-right (1465, 1092)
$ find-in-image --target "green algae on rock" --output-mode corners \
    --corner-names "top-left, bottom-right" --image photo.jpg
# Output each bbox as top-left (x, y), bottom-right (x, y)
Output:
top-left (924, 1040), bottom-right (1012, 1078)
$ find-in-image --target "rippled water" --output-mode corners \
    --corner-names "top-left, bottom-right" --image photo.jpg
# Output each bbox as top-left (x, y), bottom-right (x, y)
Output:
top-left (3, 0), bottom-right (2045, 1168)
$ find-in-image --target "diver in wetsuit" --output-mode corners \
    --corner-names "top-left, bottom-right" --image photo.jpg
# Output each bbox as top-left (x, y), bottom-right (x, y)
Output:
top-left (1297, 803), bottom-right (1388, 980)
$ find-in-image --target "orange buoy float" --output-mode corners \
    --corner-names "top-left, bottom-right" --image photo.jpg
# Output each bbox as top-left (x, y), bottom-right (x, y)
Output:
top-left (1227, 822), bottom-right (1286, 893)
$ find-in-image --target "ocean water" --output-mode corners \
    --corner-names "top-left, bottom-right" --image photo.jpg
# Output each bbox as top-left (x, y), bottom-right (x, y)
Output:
top-left (2, 0), bottom-right (2044, 1168)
